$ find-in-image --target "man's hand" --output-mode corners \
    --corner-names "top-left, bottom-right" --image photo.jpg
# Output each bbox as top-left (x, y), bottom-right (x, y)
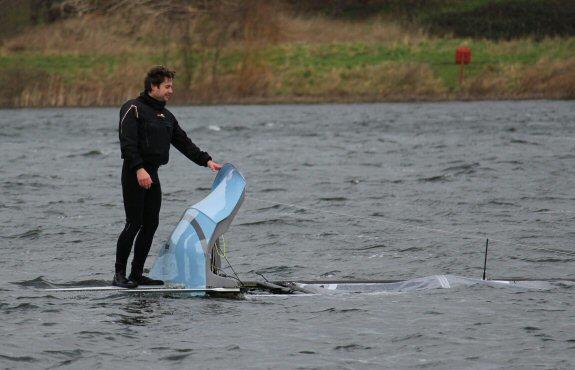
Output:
top-left (207, 160), bottom-right (223, 172)
top-left (136, 168), bottom-right (153, 189)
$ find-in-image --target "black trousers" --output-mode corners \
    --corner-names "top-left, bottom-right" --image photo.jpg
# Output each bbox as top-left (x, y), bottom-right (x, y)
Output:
top-left (115, 161), bottom-right (161, 276)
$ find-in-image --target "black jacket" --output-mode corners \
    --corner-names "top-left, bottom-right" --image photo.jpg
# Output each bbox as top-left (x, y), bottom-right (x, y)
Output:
top-left (118, 92), bottom-right (211, 170)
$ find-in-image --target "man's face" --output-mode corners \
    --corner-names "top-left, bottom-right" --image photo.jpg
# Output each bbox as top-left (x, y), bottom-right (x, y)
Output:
top-left (149, 77), bottom-right (174, 102)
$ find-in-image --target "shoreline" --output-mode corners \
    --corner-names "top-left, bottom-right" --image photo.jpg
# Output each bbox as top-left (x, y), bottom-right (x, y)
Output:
top-left (1, 95), bottom-right (570, 110)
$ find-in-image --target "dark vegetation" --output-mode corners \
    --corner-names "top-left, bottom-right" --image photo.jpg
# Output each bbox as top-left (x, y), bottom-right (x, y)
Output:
top-left (289, 0), bottom-right (575, 39)
top-left (423, 0), bottom-right (575, 40)
top-left (3, 0), bottom-right (575, 40)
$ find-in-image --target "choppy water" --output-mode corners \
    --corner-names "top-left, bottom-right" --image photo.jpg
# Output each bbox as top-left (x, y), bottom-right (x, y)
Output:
top-left (1, 101), bottom-right (575, 369)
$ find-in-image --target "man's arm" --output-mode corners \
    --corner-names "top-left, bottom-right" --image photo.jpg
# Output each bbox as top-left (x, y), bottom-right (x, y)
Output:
top-left (171, 119), bottom-right (213, 167)
top-left (119, 104), bottom-right (144, 171)
top-left (120, 105), bottom-right (153, 189)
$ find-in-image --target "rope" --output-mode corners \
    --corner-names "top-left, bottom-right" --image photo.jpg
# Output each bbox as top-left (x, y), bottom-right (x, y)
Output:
top-left (213, 266), bottom-right (243, 284)
top-left (221, 253), bottom-right (243, 285)
top-left (214, 237), bottom-right (245, 284)
top-left (213, 236), bottom-right (243, 285)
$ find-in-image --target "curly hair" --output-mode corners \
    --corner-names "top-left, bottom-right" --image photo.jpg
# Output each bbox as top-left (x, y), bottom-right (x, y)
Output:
top-left (144, 66), bottom-right (176, 92)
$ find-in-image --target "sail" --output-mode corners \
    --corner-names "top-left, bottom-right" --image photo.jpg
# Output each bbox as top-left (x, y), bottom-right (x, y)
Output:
top-left (149, 163), bottom-right (246, 289)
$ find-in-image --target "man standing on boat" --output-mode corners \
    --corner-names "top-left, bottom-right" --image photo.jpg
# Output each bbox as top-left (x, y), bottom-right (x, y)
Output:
top-left (114, 66), bottom-right (222, 288)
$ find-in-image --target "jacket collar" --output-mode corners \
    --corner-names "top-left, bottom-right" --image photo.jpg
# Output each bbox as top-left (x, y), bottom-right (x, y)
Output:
top-left (138, 91), bottom-right (166, 110)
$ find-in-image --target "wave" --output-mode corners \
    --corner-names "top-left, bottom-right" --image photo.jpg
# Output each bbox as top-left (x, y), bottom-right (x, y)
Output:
top-left (11, 276), bottom-right (110, 289)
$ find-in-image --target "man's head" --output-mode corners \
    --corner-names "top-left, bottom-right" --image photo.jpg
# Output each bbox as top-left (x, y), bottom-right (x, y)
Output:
top-left (145, 66), bottom-right (175, 102)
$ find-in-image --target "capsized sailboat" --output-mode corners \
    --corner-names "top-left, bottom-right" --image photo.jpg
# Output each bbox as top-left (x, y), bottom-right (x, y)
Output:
top-left (45, 164), bottom-right (575, 296)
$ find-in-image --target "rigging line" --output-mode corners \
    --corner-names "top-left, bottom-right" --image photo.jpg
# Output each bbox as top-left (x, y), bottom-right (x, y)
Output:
top-left (538, 209), bottom-right (575, 215)
top-left (246, 198), bottom-right (575, 224)
top-left (213, 266), bottom-right (242, 283)
top-left (247, 195), bottom-right (485, 237)
top-left (250, 201), bottom-right (561, 241)
top-left (218, 250), bottom-right (243, 286)
top-left (245, 206), bottom-right (446, 248)
top-left (534, 205), bottom-right (575, 215)
top-left (537, 248), bottom-right (575, 257)
top-left (214, 238), bottom-right (243, 284)
top-left (490, 206), bottom-right (575, 215)
top-left (246, 196), bottom-right (569, 252)
top-left (245, 206), bottom-right (473, 243)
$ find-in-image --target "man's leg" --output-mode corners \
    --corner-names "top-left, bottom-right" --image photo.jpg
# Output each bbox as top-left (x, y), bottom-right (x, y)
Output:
top-left (114, 163), bottom-right (145, 287)
top-left (115, 222), bottom-right (142, 274)
top-left (130, 180), bottom-right (162, 282)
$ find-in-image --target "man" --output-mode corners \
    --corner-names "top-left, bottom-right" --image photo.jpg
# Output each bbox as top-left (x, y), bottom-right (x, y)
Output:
top-left (114, 66), bottom-right (222, 288)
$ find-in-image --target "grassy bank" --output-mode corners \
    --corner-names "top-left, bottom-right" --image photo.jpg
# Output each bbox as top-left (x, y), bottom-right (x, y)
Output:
top-left (0, 7), bottom-right (574, 107)
top-left (1, 38), bottom-right (573, 107)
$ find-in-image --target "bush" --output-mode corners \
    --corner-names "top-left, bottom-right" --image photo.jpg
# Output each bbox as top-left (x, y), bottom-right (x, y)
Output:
top-left (422, 0), bottom-right (575, 40)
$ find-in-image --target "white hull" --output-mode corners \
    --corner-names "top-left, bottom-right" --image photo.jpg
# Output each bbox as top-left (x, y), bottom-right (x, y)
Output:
top-left (45, 286), bottom-right (240, 293)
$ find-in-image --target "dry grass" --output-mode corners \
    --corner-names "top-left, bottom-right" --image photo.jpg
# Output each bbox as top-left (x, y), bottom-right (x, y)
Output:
top-left (519, 58), bottom-right (575, 99)
top-left (279, 62), bottom-right (446, 101)
top-left (181, 60), bottom-right (273, 104)
top-left (0, 62), bottom-right (142, 107)
top-left (1, 9), bottom-right (426, 55)
top-left (278, 15), bottom-right (427, 46)
top-left (464, 64), bottom-right (516, 98)
top-left (1, 15), bottom-right (148, 55)
top-left (377, 63), bottom-right (446, 98)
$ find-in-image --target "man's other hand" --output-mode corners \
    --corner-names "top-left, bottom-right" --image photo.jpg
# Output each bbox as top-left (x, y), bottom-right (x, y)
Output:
top-left (207, 160), bottom-right (223, 172)
top-left (136, 168), bottom-right (153, 189)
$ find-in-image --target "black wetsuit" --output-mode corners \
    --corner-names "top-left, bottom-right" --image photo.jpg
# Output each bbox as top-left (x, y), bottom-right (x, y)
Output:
top-left (115, 92), bottom-right (211, 277)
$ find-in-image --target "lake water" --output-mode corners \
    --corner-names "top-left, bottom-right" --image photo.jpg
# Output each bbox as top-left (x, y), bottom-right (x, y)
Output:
top-left (1, 101), bottom-right (574, 369)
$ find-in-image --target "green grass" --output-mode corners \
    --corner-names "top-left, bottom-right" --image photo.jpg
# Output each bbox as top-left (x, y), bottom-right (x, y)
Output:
top-left (2, 36), bottom-right (572, 79)
top-left (261, 37), bottom-right (575, 90)
top-left (0, 35), bottom-right (573, 106)
top-left (0, 53), bottom-right (118, 79)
